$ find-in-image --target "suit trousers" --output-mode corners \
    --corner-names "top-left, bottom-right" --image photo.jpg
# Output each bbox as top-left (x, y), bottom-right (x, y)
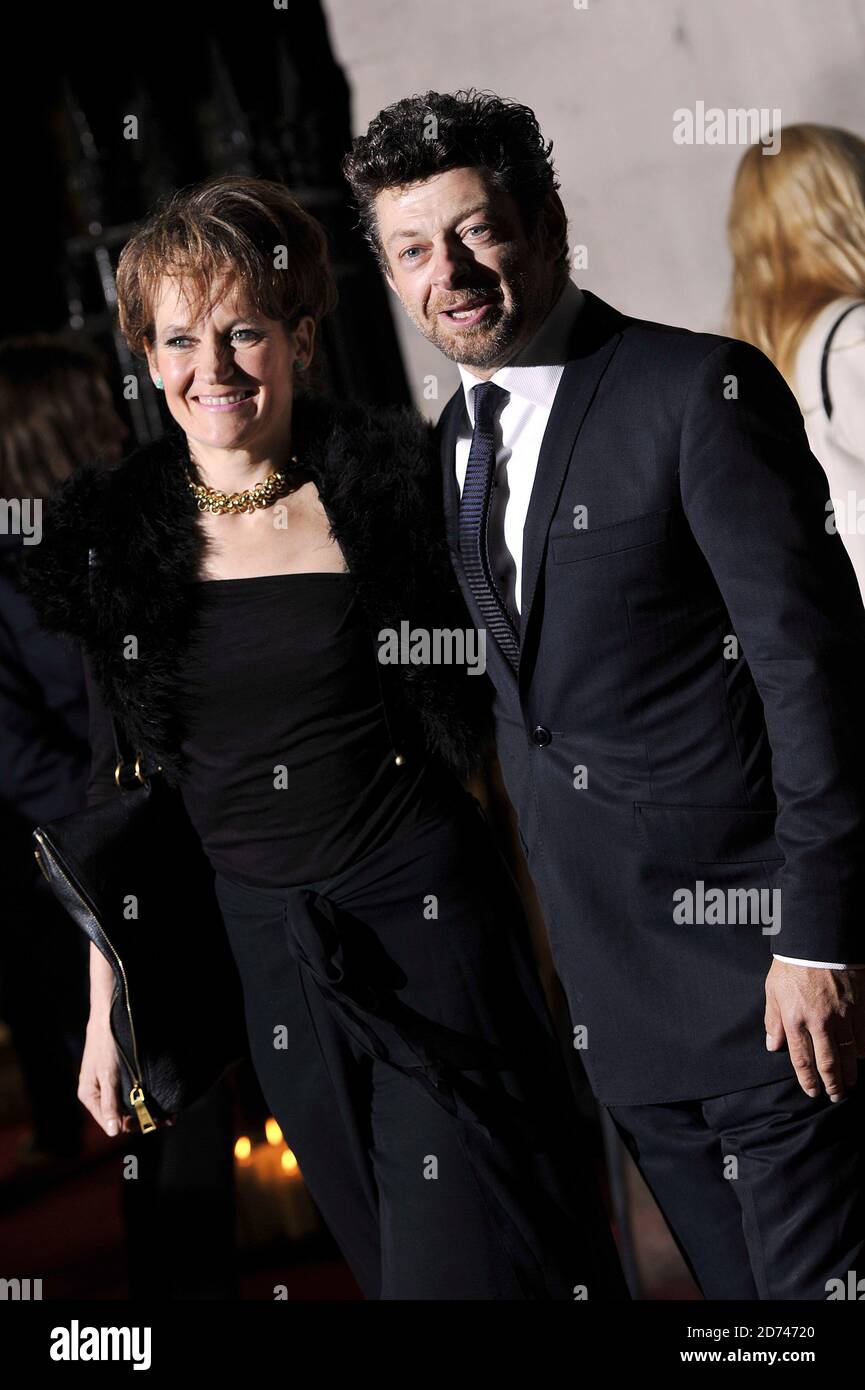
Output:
top-left (213, 788), bottom-right (628, 1301)
top-left (607, 1063), bottom-right (865, 1299)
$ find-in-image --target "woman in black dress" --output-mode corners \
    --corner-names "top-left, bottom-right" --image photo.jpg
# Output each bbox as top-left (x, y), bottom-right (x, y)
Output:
top-left (22, 174), bottom-right (627, 1301)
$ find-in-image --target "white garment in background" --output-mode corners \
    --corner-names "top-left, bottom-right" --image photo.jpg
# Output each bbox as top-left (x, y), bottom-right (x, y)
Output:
top-left (794, 296), bottom-right (865, 603)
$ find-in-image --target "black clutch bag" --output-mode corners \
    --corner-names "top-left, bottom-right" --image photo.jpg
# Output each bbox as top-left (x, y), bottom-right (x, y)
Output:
top-left (31, 563), bottom-right (248, 1132)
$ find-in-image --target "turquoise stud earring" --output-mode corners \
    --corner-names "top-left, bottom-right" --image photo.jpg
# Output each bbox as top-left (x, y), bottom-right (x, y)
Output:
top-left (155, 376), bottom-right (164, 390)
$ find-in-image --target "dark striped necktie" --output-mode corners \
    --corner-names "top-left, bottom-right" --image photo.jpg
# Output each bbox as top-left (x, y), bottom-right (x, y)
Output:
top-left (458, 381), bottom-right (520, 672)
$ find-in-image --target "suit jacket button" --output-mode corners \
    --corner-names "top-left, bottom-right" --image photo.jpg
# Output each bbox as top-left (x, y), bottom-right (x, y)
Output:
top-left (531, 725), bottom-right (552, 746)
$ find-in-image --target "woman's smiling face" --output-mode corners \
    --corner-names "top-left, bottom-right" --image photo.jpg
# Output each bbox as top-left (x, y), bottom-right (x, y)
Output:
top-left (145, 274), bottom-right (313, 456)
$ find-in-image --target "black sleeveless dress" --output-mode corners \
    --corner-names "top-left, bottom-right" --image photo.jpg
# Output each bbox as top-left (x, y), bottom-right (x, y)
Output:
top-left (176, 571), bottom-right (464, 887)
top-left (174, 569), bottom-right (627, 1301)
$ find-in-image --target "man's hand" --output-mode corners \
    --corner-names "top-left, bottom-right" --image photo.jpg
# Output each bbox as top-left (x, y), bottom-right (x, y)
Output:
top-left (764, 960), bottom-right (865, 1100)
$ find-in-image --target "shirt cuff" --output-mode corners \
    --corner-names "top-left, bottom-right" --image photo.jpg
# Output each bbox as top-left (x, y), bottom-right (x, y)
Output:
top-left (773, 954), bottom-right (865, 969)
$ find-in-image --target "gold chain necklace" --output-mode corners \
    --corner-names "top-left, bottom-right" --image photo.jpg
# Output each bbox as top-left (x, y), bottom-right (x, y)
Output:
top-left (185, 457), bottom-right (302, 515)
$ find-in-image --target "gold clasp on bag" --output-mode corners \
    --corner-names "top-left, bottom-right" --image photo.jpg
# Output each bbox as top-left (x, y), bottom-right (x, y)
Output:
top-left (129, 1086), bottom-right (157, 1134)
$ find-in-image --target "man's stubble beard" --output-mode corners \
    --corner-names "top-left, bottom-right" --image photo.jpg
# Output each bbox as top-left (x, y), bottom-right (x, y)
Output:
top-left (405, 258), bottom-right (550, 371)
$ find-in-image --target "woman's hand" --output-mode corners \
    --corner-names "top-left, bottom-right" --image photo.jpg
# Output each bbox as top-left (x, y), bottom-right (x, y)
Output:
top-left (78, 1010), bottom-right (135, 1135)
top-left (80, 944), bottom-right (176, 1134)
top-left (80, 942), bottom-right (130, 1133)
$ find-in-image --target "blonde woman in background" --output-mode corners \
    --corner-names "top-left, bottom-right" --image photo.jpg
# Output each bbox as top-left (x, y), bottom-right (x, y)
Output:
top-left (728, 123), bottom-right (865, 599)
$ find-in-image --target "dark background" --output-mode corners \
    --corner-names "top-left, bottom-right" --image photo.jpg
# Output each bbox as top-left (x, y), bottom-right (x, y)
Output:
top-left (5, 2), bottom-right (410, 444)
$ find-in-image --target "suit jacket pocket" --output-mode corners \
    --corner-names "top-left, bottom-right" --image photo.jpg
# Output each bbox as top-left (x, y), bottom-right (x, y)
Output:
top-left (634, 803), bottom-right (785, 937)
top-left (551, 508), bottom-right (672, 563)
top-left (633, 802), bottom-right (784, 865)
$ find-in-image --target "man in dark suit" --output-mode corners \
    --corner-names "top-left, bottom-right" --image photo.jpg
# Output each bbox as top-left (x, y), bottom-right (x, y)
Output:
top-left (343, 89), bottom-right (865, 1299)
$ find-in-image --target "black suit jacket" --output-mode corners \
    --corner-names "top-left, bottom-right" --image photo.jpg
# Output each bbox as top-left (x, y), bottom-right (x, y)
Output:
top-left (437, 288), bottom-right (865, 1104)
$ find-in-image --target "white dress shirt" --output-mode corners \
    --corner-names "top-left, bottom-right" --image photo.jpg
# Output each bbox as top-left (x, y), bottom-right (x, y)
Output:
top-left (455, 278), bottom-right (582, 617)
top-left (453, 279), bottom-right (861, 971)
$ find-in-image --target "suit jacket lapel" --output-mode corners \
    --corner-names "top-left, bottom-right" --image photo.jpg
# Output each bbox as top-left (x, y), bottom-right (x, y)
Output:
top-left (518, 292), bottom-right (625, 689)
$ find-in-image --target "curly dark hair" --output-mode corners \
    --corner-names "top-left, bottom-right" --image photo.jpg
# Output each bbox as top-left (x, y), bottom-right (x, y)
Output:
top-left (342, 89), bottom-right (568, 274)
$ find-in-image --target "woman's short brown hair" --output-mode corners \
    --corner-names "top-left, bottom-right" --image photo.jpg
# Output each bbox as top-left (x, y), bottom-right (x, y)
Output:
top-left (116, 174), bottom-right (337, 354)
